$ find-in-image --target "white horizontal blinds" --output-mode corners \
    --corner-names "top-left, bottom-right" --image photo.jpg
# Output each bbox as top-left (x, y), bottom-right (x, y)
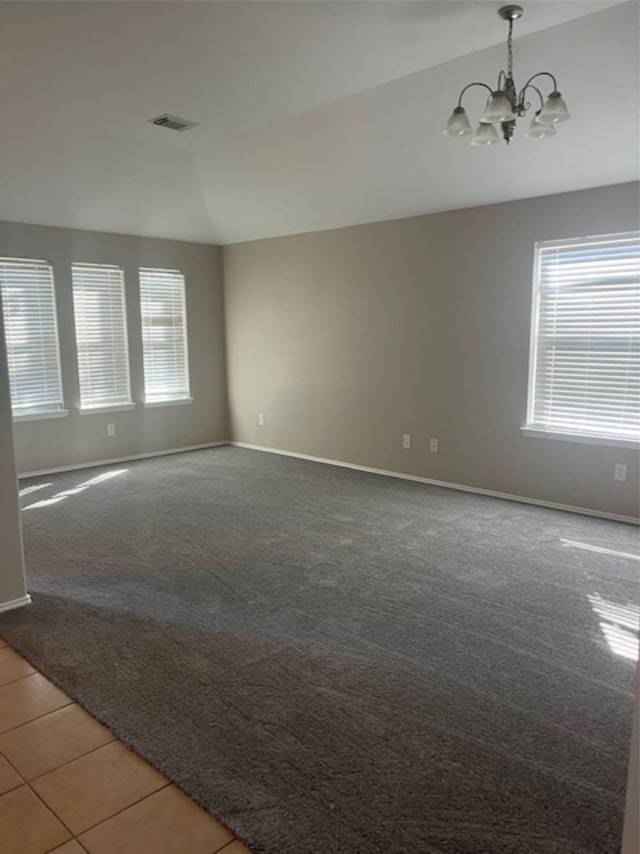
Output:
top-left (0, 258), bottom-right (64, 415)
top-left (139, 268), bottom-right (190, 402)
top-left (72, 264), bottom-right (132, 409)
top-left (529, 233), bottom-right (640, 440)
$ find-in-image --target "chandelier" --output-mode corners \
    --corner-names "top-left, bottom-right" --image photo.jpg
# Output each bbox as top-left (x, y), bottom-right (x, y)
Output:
top-left (444, 5), bottom-right (570, 146)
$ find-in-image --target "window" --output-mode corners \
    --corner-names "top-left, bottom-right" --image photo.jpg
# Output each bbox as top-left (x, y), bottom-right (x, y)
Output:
top-left (139, 267), bottom-right (191, 404)
top-left (0, 258), bottom-right (65, 418)
top-left (525, 232), bottom-right (640, 445)
top-left (72, 263), bottom-right (132, 410)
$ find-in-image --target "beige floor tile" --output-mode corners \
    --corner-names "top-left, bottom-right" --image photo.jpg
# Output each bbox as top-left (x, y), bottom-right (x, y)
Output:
top-left (0, 647), bottom-right (35, 687)
top-left (0, 703), bottom-right (115, 780)
top-left (80, 785), bottom-right (233, 854)
top-left (0, 784), bottom-right (71, 854)
top-left (32, 740), bottom-right (168, 835)
top-left (49, 841), bottom-right (87, 854)
top-left (0, 755), bottom-right (23, 794)
top-left (0, 673), bottom-right (72, 734)
top-left (219, 840), bottom-right (254, 853)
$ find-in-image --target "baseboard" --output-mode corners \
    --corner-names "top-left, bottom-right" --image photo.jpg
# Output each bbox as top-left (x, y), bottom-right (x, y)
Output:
top-left (19, 438), bottom-right (638, 524)
top-left (19, 442), bottom-right (230, 480)
top-left (232, 442), bottom-right (639, 525)
top-left (0, 594), bottom-right (32, 615)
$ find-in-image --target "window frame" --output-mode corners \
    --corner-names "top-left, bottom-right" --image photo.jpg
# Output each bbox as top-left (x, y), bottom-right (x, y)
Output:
top-left (522, 231), bottom-right (640, 448)
top-left (0, 256), bottom-right (68, 421)
top-left (139, 266), bottom-right (192, 406)
top-left (71, 262), bottom-right (133, 412)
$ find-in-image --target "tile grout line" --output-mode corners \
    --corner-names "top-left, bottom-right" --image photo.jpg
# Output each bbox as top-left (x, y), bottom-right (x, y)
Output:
top-left (18, 735), bottom-right (118, 784)
top-left (0, 748), bottom-right (25, 793)
top-left (0, 655), bottom-right (76, 736)
top-left (48, 835), bottom-right (90, 853)
top-left (217, 841), bottom-right (244, 853)
top-left (0, 667), bottom-right (39, 689)
top-left (0, 715), bottom-right (172, 839)
top-left (0, 747), bottom-right (77, 842)
top-left (74, 780), bottom-right (172, 839)
top-left (0, 695), bottom-right (75, 737)
top-left (0, 702), bottom-right (80, 738)
top-left (28, 780), bottom-right (77, 843)
top-left (3, 732), bottom-right (173, 844)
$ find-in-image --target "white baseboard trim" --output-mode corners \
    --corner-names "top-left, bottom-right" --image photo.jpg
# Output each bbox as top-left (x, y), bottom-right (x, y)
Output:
top-left (19, 442), bottom-right (230, 480)
top-left (0, 594), bottom-right (32, 615)
top-left (232, 442), bottom-right (639, 525)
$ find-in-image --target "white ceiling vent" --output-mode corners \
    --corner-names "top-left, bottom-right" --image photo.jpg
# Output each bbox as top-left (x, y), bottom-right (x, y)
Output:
top-left (148, 114), bottom-right (199, 132)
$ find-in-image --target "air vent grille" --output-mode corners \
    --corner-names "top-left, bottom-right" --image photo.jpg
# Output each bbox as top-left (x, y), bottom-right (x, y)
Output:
top-left (148, 114), bottom-right (199, 132)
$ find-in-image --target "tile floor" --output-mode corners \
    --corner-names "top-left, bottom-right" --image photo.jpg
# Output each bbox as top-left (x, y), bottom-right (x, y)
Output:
top-left (0, 636), bottom-right (252, 854)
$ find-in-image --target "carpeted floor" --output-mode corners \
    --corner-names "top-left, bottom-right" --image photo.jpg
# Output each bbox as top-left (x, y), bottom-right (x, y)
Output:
top-left (1, 447), bottom-right (638, 853)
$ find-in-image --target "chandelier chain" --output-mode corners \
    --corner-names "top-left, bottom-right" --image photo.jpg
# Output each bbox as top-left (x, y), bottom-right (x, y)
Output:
top-left (507, 18), bottom-right (514, 79)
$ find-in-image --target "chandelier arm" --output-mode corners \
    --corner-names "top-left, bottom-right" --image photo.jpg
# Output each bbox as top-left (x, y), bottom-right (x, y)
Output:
top-left (517, 83), bottom-right (545, 111)
top-left (456, 81), bottom-right (494, 108)
top-left (497, 69), bottom-right (507, 91)
top-left (520, 71), bottom-right (559, 94)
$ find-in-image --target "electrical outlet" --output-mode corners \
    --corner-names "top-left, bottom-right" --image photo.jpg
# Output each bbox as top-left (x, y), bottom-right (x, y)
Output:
top-left (258, 413), bottom-right (265, 427)
top-left (107, 423), bottom-right (115, 437)
top-left (430, 438), bottom-right (439, 453)
top-left (614, 463), bottom-right (627, 482)
top-left (402, 433), bottom-right (411, 449)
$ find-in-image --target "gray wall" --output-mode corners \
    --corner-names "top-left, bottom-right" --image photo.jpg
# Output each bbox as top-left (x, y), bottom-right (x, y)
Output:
top-left (224, 182), bottom-right (640, 519)
top-left (0, 297), bottom-right (28, 607)
top-left (0, 221), bottom-right (228, 473)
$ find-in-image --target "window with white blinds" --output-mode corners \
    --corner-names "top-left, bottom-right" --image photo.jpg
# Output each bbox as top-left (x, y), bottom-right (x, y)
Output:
top-left (139, 268), bottom-right (191, 403)
top-left (0, 258), bottom-right (65, 417)
top-left (72, 264), bottom-right (132, 409)
top-left (525, 232), bottom-right (640, 443)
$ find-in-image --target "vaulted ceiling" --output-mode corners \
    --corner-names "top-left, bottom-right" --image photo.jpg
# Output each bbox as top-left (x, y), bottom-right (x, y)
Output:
top-left (1, 1), bottom-right (638, 244)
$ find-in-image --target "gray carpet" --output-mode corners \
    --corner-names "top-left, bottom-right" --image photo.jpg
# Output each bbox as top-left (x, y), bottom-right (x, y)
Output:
top-left (1, 447), bottom-right (638, 853)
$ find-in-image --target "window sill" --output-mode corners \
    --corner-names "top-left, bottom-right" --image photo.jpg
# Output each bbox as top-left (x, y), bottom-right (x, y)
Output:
top-left (521, 427), bottom-right (639, 449)
top-left (13, 409), bottom-right (69, 423)
top-left (144, 398), bottom-right (193, 408)
top-left (79, 403), bottom-right (136, 415)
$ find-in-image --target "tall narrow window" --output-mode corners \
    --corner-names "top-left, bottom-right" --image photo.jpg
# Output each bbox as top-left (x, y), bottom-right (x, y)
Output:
top-left (72, 263), bottom-right (132, 410)
top-left (139, 267), bottom-right (191, 403)
top-left (0, 258), bottom-right (65, 417)
top-left (525, 232), bottom-right (640, 444)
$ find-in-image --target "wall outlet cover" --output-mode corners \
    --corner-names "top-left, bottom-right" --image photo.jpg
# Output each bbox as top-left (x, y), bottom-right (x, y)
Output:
top-left (614, 463), bottom-right (628, 482)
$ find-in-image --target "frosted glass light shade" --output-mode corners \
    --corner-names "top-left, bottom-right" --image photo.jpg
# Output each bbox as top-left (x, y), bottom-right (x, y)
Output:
top-left (443, 107), bottom-right (472, 136)
top-left (482, 90), bottom-right (515, 123)
top-left (470, 122), bottom-right (500, 146)
top-left (525, 114), bottom-right (556, 139)
top-left (538, 91), bottom-right (570, 124)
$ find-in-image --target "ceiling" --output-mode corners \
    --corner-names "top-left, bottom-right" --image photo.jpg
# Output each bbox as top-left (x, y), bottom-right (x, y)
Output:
top-left (0, 0), bottom-right (637, 244)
